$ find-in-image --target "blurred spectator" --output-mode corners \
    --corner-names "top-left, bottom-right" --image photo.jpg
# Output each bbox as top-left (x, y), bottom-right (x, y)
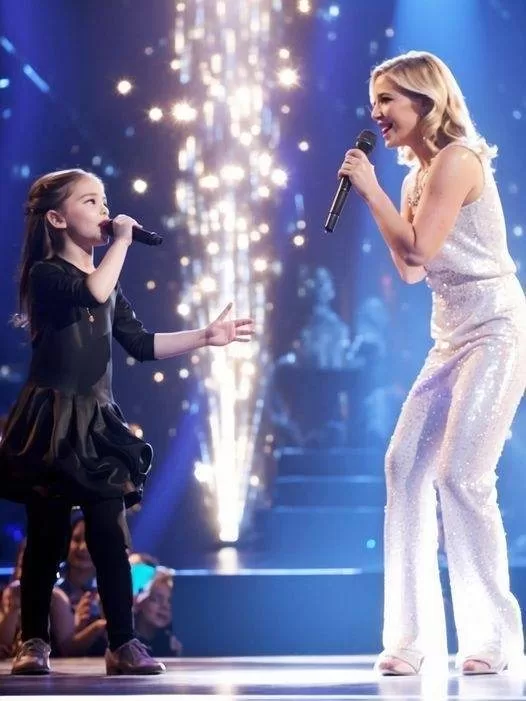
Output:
top-left (0, 539), bottom-right (25, 658)
top-left (351, 296), bottom-right (404, 445)
top-left (134, 570), bottom-right (182, 656)
top-left (0, 539), bottom-right (63, 659)
top-left (295, 266), bottom-right (352, 370)
top-left (50, 512), bottom-right (107, 656)
top-left (0, 516), bottom-right (182, 660)
top-left (267, 266), bottom-right (355, 450)
top-left (129, 551), bottom-right (159, 567)
top-left (129, 552), bottom-right (159, 599)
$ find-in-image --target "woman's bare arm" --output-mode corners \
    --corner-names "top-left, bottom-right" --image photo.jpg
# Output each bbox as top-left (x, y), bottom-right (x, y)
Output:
top-left (389, 173), bottom-right (427, 284)
top-left (366, 145), bottom-right (483, 266)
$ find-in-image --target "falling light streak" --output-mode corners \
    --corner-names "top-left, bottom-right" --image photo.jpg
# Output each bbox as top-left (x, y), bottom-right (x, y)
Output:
top-left (173, 0), bottom-right (290, 542)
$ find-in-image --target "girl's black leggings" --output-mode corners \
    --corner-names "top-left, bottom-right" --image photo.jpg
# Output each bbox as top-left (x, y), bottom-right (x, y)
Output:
top-left (21, 494), bottom-right (133, 651)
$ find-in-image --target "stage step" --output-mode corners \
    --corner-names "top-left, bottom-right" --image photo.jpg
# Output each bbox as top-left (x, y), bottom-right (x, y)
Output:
top-left (172, 569), bottom-right (385, 656)
top-left (274, 474), bottom-right (386, 507)
top-left (276, 448), bottom-right (385, 476)
top-left (170, 565), bottom-right (466, 657)
top-left (258, 505), bottom-right (384, 568)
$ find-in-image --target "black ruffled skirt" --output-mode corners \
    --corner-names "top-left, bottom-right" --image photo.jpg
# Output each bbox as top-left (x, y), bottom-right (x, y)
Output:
top-left (0, 384), bottom-right (152, 508)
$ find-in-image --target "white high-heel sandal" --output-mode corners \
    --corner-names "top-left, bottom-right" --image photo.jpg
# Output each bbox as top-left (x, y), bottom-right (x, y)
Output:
top-left (376, 654), bottom-right (423, 676)
top-left (461, 657), bottom-right (507, 675)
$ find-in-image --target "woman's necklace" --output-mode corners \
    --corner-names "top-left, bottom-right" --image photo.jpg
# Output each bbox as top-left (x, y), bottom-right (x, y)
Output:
top-left (86, 308), bottom-right (95, 323)
top-left (407, 165), bottom-right (431, 210)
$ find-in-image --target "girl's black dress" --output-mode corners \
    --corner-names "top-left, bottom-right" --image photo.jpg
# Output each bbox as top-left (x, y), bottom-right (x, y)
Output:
top-left (0, 256), bottom-right (155, 507)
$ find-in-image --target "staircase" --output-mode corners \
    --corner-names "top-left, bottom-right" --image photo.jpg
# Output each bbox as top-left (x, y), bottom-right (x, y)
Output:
top-left (260, 446), bottom-right (386, 569)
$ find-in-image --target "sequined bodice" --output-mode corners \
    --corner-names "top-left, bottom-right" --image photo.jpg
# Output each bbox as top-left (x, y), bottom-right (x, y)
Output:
top-left (419, 158), bottom-right (525, 346)
top-left (424, 162), bottom-right (516, 283)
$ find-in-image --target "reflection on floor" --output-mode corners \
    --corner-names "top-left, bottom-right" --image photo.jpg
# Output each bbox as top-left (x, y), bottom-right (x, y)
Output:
top-left (2, 655), bottom-right (526, 699)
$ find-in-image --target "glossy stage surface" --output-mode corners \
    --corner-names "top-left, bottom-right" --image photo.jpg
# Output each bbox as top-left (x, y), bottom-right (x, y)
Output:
top-left (2, 655), bottom-right (526, 700)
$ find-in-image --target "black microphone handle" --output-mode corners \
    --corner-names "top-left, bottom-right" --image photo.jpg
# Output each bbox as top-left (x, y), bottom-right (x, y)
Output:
top-left (102, 220), bottom-right (163, 246)
top-left (324, 129), bottom-right (377, 234)
top-left (324, 176), bottom-right (352, 233)
top-left (130, 226), bottom-right (163, 246)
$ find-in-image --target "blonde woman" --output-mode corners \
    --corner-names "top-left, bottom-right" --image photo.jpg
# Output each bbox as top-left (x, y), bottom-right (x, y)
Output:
top-left (338, 51), bottom-right (526, 676)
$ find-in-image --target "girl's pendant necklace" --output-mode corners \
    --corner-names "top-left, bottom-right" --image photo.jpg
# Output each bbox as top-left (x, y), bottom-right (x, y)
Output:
top-left (86, 308), bottom-right (95, 323)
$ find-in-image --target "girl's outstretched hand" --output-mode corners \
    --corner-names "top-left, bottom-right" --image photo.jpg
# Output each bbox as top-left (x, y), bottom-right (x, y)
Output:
top-left (205, 303), bottom-right (255, 346)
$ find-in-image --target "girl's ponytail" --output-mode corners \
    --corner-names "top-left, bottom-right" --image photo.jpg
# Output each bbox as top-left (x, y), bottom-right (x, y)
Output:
top-left (14, 168), bottom-right (93, 331)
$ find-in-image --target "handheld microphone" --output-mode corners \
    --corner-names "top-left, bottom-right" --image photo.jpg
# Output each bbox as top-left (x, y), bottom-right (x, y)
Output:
top-left (324, 129), bottom-right (377, 233)
top-left (101, 219), bottom-right (164, 246)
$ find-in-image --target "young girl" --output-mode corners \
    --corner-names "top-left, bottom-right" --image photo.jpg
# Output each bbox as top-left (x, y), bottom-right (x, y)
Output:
top-left (133, 570), bottom-right (182, 657)
top-left (0, 168), bottom-right (254, 675)
top-left (338, 51), bottom-right (526, 675)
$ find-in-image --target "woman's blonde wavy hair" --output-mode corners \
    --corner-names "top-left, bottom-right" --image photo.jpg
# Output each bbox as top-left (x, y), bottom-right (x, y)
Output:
top-left (369, 51), bottom-right (496, 167)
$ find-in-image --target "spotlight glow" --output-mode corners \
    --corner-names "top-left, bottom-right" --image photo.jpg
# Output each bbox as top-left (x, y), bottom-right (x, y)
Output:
top-left (200, 276), bottom-right (217, 293)
top-left (271, 168), bottom-right (288, 187)
top-left (172, 101), bottom-right (198, 122)
top-left (194, 461), bottom-right (213, 484)
top-left (253, 258), bottom-right (268, 272)
top-left (177, 303), bottom-right (191, 316)
top-left (149, 107), bottom-right (163, 121)
top-left (200, 174), bottom-right (220, 189)
top-left (133, 179), bottom-right (148, 194)
top-left (117, 79), bottom-right (133, 95)
top-left (278, 67), bottom-right (299, 88)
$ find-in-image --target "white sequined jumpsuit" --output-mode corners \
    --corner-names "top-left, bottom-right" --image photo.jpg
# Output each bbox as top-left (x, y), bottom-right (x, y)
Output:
top-left (382, 143), bottom-right (526, 670)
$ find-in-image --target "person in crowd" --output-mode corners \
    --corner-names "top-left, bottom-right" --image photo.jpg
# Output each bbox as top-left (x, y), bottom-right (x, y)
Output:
top-left (134, 570), bottom-right (182, 657)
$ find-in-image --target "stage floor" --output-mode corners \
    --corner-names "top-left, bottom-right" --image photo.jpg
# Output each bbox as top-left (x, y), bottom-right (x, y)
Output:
top-left (2, 656), bottom-right (526, 700)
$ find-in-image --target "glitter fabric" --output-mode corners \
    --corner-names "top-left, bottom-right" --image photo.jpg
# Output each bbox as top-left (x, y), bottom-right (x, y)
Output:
top-left (381, 143), bottom-right (526, 670)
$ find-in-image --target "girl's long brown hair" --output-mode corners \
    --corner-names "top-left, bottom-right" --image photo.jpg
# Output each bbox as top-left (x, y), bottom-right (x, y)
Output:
top-left (15, 168), bottom-right (91, 330)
